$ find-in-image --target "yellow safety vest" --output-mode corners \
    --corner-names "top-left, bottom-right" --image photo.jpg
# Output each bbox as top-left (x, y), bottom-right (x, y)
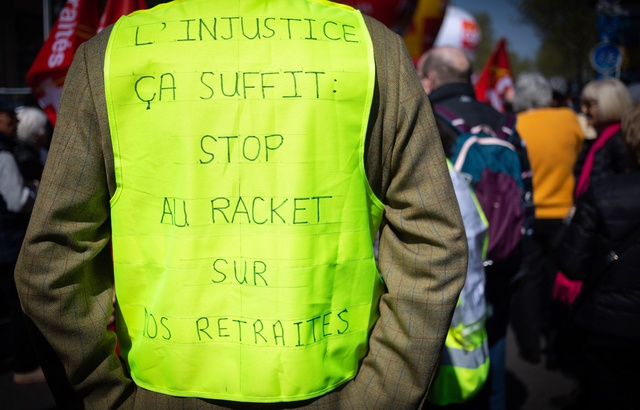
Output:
top-left (427, 163), bottom-right (490, 405)
top-left (104, 0), bottom-right (383, 402)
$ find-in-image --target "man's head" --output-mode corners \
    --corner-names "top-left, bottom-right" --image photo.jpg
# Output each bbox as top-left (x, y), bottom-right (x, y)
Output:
top-left (417, 46), bottom-right (472, 94)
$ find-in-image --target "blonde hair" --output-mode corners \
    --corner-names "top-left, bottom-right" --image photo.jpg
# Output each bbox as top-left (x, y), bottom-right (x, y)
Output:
top-left (622, 103), bottom-right (640, 165)
top-left (581, 78), bottom-right (632, 124)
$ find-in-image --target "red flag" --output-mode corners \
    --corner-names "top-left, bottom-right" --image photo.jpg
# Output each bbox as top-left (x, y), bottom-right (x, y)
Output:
top-left (98, 0), bottom-right (147, 33)
top-left (26, 0), bottom-right (99, 126)
top-left (474, 38), bottom-right (514, 112)
top-left (337, 0), bottom-right (419, 35)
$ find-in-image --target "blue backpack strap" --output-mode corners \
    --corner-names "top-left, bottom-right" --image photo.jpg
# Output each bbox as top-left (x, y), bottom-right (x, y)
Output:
top-left (433, 105), bottom-right (472, 134)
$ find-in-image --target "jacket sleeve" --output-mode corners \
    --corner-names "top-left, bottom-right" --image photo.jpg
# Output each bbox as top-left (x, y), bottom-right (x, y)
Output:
top-left (0, 151), bottom-right (35, 213)
top-left (15, 17), bottom-right (466, 410)
top-left (557, 187), bottom-right (600, 280)
top-left (15, 30), bottom-right (136, 408)
top-left (322, 17), bottom-right (467, 409)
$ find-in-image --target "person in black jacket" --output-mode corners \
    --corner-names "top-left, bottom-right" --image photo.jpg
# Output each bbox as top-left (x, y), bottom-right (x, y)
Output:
top-left (418, 46), bottom-right (534, 410)
top-left (574, 78), bottom-right (632, 192)
top-left (557, 102), bottom-right (640, 410)
top-left (0, 97), bottom-right (42, 384)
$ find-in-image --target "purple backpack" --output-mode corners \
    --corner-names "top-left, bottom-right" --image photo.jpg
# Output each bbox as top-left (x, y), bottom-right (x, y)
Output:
top-left (436, 106), bottom-right (525, 265)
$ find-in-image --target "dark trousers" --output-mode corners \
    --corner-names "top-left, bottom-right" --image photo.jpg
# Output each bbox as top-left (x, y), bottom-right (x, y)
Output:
top-left (510, 219), bottom-right (564, 363)
top-left (424, 251), bottom-right (522, 410)
top-left (0, 262), bottom-right (39, 373)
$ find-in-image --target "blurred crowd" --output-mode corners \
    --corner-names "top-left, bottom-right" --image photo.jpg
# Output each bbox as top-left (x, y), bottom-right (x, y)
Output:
top-left (0, 2), bottom-right (639, 409)
top-left (418, 44), bottom-right (639, 410)
top-left (0, 98), bottom-right (50, 384)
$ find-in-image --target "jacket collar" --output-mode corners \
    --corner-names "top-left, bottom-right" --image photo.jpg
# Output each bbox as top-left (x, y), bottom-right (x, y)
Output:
top-left (429, 83), bottom-right (477, 105)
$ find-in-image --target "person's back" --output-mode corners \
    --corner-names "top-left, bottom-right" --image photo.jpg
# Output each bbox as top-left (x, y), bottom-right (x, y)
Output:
top-left (418, 46), bottom-right (532, 410)
top-left (105, 0), bottom-right (384, 401)
top-left (509, 72), bottom-right (584, 371)
top-left (556, 102), bottom-right (640, 410)
top-left (559, 172), bottom-right (640, 338)
top-left (418, 49), bottom-right (533, 230)
top-left (516, 107), bottom-right (583, 219)
top-left (418, 47), bottom-right (533, 271)
top-left (15, 1), bottom-right (467, 408)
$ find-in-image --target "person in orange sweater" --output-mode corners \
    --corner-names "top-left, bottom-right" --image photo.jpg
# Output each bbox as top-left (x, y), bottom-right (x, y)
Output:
top-left (509, 72), bottom-right (584, 368)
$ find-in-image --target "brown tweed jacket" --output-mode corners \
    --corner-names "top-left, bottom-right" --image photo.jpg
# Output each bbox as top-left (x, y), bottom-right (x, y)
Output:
top-left (15, 11), bottom-right (467, 410)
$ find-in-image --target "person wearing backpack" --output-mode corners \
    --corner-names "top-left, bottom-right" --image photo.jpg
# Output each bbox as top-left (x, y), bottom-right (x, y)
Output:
top-left (418, 46), bottom-right (534, 410)
top-left (424, 162), bottom-right (490, 408)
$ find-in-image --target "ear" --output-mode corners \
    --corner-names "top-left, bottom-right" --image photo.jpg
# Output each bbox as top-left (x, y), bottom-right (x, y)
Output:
top-left (420, 74), bottom-right (433, 94)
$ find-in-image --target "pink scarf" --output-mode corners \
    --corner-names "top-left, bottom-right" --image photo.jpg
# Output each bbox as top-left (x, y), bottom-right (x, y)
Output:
top-left (575, 123), bottom-right (622, 198)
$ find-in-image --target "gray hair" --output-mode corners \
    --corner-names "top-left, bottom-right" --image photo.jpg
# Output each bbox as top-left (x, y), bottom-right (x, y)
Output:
top-left (16, 106), bottom-right (48, 146)
top-left (512, 72), bottom-right (552, 113)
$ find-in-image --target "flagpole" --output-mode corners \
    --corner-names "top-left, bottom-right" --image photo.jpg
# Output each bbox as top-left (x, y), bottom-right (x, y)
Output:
top-left (43, 0), bottom-right (52, 40)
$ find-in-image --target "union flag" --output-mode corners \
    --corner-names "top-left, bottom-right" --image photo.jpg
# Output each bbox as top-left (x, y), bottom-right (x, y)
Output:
top-left (26, 0), bottom-right (147, 126)
top-left (474, 38), bottom-right (514, 113)
top-left (25, 0), bottom-right (99, 126)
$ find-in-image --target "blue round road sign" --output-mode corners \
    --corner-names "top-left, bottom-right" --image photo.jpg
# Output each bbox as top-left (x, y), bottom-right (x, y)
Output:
top-left (590, 42), bottom-right (622, 74)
